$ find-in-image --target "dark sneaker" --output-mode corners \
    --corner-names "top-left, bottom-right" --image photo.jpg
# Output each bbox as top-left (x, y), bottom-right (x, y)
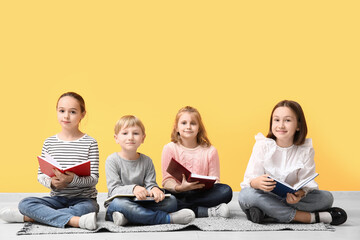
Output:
top-left (326, 207), bottom-right (347, 225)
top-left (245, 207), bottom-right (265, 224)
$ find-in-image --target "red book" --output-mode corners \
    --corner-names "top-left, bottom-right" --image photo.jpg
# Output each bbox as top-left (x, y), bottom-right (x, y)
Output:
top-left (166, 158), bottom-right (216, 190)
top-left (37, 153), bottom-right (91, 177)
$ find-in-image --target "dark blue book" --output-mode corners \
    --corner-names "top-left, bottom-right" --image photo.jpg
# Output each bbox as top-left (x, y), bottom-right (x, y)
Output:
top-left (268, 173), bottom-right (319, 198)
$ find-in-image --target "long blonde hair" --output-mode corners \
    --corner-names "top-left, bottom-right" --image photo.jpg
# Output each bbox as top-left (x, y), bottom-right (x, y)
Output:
top-left (171, 106), bottom-right (211, 147)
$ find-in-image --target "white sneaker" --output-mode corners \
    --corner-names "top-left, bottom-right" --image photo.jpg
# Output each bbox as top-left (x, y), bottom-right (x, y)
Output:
top-left (0, 208), bottom-right (24, 223)
top-left (112, 212), bottom-right (128, 226)
top-left (208, 203), bottom-right (230, 218)
top-left (79, 212), bottom-right (97, 230)
top-left (169, 209), bottom-right (195, 224)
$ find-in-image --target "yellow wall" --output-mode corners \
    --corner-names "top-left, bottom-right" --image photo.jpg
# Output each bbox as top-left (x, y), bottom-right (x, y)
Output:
top-left (1, 1), bottom-right (359, 192)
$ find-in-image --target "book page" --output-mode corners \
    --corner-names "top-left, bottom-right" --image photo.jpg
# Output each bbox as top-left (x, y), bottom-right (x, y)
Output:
top-left (293, 173), bottom-right (319, 190)
top-left (191, 173), bottom-right (217, 180)
top-left (268, 176), bottom-right (295, 190)
top-left (45, 153), bottom-right (62, 169)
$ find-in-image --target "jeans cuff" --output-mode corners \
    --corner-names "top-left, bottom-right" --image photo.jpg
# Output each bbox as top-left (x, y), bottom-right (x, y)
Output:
top-left (197, 206), bottom-right (208, 218)
top-left (288, 208), bottom-right (297, 223)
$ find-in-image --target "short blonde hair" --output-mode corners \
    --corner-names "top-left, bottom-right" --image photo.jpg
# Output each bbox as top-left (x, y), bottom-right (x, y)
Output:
top-left (114, 115), bottom-right (146, 135)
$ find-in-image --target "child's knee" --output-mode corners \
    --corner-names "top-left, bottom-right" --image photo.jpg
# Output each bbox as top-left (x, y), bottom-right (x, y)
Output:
top-left (18, 197), bottom-right (39, 212)
top-left (218, 184), bottom-right (233, 202)
top-left (83, 200), bottom-right (99, 213)
top-left (238, 188), bottom-right (254, 203)
top-left (109, 198), bottom-right (133, 211)
top-left (321, 191), bottom-right (334, 209)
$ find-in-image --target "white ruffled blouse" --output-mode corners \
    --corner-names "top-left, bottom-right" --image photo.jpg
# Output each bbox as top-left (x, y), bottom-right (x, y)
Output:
top-left (240, 133), bottom-right (318, 194)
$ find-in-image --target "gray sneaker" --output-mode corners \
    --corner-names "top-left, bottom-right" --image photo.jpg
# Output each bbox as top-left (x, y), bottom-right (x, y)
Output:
top-left (0, 208), bottom-right (24, 223)
top-left (79, 212), bottom-right (97, 230)
top-left (208, 203), bottom-right (230, 218)
top-left (169, 209), bottom-right (195, 224)
top-left (112, 212), bottom-right (128, 226)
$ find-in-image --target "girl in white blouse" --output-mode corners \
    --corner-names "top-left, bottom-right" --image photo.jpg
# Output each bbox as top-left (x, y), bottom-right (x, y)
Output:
top-left (238, 100), bottom-right (347, 225)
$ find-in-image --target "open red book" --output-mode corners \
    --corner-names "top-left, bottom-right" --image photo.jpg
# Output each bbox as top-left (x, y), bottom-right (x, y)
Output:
top-left (166, 158), bottom-right (216, 190)
top-left (37, 153), bottom-right (91, 177)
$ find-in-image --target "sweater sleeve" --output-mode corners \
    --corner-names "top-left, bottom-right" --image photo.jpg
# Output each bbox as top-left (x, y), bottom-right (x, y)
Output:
top-left (240, 139), bottom-right (267, 189)
top-left (67, 139), bottom-right (99, 188)
top-left (207, 147), bottom-right (220, 183)
top-left (105, 154), bottom-right (136, 196)
top-left (161, 143), bottom-right (179, 192)
top-left (37, 141), bottom-right (52, 189)
top-left (143, 157), bottom-right (159, 191)
top-left (298, 147), bottom-right (319, 194)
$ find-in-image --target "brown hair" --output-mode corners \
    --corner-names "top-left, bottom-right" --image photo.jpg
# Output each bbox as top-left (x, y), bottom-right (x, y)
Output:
top-left (56, 92), bottom-right (86, 113)
top-left (171, 106), bottom-right (211, 147)
top-left (114, 115), bottom-right (146, 135)
top-left (267, 100), bottom-right (307, 145)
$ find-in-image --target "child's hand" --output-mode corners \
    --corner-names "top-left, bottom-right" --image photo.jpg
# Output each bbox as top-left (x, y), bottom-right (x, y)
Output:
top-left (133, 185), bottom-right (149, 200)
top-left (175, 174), bottom-right (205, 192)
top-left (51, 169), bottom-right (74, 189)
top-left (286, 190), bottom-right (305, 204)
top-left (149, 187), bottom-right (165, 203)
top-left (250, 174), bottom-right (276, 192)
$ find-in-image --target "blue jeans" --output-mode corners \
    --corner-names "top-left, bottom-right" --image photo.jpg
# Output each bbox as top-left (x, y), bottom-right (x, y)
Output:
top-left (238, 188), bottom-right (334, 223)
top-left (105, 195), bottom-right (177, 225)
top-left (169, 183), bottom-right (233, 217)
top-left (18, 196), bottom-right (99, 228)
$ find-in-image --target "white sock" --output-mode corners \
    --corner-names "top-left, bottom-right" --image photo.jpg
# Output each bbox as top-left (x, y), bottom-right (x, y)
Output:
top-left (319, 212), bottom-right (332, 223)
top-left (310, 212), bottom-right (332, 223)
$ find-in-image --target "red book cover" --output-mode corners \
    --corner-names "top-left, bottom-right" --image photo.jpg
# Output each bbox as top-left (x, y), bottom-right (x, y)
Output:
top-left (166, 158), bottom-right (216, 189)
top-left (37, 154), bottom-right (91, 177)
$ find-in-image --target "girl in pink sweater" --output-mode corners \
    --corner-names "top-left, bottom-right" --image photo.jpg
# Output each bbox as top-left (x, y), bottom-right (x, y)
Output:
top-left (161, 106), bottom-right (233, 218)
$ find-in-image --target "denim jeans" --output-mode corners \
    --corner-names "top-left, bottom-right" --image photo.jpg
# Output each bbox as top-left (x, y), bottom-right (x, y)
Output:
top-left (168, 183), bottom-right (233, 217)
top-left (105, 195), bottom-right (177, 225)
top-left (18, 196), bottom-right (99, 228)
top-left (238, 188), bottom-right (334, 223)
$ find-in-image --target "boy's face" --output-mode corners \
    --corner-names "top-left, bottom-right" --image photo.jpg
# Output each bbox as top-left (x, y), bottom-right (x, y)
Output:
top-left (114, 125), bottom-right (145, 152)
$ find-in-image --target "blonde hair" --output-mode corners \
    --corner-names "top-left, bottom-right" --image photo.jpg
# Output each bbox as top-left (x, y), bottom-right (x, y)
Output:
top-left (171, 106), bottom-right (211, 147)
top-left (114, 115), bottom-right (145, 135)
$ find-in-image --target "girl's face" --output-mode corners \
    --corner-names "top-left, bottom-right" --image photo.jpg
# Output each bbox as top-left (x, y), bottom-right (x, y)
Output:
top-left (176, 112), bottom-right (199, 142)
top-left (57, 96), bottom-right (85, 131)
top-left (271, 106), bottom-right (299, 147)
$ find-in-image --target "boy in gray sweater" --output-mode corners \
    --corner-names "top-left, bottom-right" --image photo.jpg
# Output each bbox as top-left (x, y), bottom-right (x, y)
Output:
top-left (104, 115), bottom-right (195, 226)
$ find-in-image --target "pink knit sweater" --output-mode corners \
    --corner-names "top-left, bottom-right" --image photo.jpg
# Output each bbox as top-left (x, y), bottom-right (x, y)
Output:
top-left (161, 142), bottom-right (220, 192)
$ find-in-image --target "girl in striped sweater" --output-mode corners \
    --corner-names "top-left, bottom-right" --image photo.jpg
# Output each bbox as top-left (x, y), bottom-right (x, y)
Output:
top-left (0, 92), bottom-right (99, 230)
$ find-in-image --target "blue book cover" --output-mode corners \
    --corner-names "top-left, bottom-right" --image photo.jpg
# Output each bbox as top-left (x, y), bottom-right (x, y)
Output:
top-left (268, 173), bottom-right (319, 198)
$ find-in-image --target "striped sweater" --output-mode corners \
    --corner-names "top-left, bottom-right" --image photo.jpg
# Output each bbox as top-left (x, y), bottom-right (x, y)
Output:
top-left (38, 134), bottom-right (99, 199)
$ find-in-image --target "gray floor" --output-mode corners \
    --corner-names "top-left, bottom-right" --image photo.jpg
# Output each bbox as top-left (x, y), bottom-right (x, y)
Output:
top-left (0, 192), bottom-right (359, 240)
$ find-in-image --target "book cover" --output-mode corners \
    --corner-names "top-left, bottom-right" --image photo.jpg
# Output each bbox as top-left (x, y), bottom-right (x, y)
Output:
top-left (104, 193), bottom-right (171, 205)
top-left (268, 173), bottom-right (319, 198)
top-left (37, 153), bottom-right (91, 177)
top-left (166, 158), bottom-right (216, 190)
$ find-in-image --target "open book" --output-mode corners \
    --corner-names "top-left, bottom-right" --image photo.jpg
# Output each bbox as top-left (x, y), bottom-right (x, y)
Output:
top-left (37, 153), bottom-right (91, 177)
top-left (268, 173), bottom-right (319, 198)
top-left (166, 158), bottom-right (216, 190)
top-left (104, 193), bottom-right (172, 205)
